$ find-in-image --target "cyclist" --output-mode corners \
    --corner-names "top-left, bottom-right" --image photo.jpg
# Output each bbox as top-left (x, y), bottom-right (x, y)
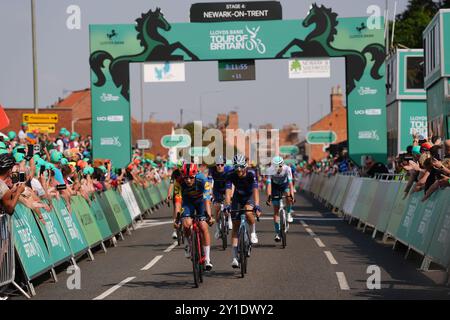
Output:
top-left (176, 163), bottom-right (214, 271)
top-left (168, 159), bottom-right (184, 240)
top-left (265, 156), bottom-right (295, 242)
top-left (208, 155), bottom-right (233, 240)
top-left (224, 154), bottom-right (261, 268)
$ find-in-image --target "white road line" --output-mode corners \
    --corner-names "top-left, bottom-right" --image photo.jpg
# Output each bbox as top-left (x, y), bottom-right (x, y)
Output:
top-left (324, 251), bottom-right (338, 265)
top-left (93, 277), bottom-right (136, 300)
top-left (294, 217), bottom-right (343, 221)
top-left (314, 238), bottom-right (326, 248)
top-left (300, 220), bottom-right (308, 227)
top-left (305, 228), bottom-right (316, 236)
top-left (141, 255), bottom-right (163, 271)
top-left (164, 241), bottom-right (178, 253)
top-left (336, 272), bottom-right (350, 290)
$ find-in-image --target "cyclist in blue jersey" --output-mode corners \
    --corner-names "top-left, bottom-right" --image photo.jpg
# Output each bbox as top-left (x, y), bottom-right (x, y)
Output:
top-left (208, 155), bottom-right (234, 240)
top-left (266, 156), bottom-right (295, 242)
top-left (176, 163), bottom-right (214, 271)
top-left (224, 154), bottom-right (261, 268)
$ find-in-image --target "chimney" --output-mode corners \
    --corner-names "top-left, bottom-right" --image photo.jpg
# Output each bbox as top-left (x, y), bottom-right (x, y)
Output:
top-left (330, 85), bottom-right (343, 113)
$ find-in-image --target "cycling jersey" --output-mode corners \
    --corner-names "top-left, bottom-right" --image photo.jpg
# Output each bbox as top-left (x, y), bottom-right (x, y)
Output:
top-left (226, 169), bottom-right (258, 199)
top-left (209, 165), bottom-right (233, 202)
top-left (265, 165), bottom-right (293, 186)
top-left (178, 173), bottom-right (212, 203)
top-left (170, 169), bottom-right (182, 184)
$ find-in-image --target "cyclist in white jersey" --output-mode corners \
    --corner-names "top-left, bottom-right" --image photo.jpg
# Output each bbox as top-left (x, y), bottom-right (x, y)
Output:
top-left (265, 156), bottom-right (295, 242)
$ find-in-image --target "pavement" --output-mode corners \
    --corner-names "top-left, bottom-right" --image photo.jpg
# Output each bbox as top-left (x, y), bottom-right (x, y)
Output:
top-left (8, 192), bottom-right (450, 300)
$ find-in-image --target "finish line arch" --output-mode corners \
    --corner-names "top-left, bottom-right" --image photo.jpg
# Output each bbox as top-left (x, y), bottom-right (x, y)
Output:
top-left (89, 4), bottom-right (386, 167)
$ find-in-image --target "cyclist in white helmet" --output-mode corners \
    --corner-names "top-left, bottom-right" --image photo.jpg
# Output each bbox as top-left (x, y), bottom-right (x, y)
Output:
top-left (265, 156), bottom-right (295, 242)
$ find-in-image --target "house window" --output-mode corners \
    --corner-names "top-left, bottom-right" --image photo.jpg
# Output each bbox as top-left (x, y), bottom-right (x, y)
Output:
top-left (405, 56), bottom-right (424, 90)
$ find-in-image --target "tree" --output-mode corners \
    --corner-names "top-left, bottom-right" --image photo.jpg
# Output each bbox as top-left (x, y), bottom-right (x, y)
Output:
top-left (392, 0), bottom-right (439, 48)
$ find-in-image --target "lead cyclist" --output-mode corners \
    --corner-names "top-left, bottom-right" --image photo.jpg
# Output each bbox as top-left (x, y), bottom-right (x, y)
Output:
top-left (265, 156), bottom-right (295, 242)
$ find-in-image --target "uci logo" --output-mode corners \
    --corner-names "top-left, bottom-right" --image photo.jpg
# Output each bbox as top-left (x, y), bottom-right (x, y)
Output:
top-left (354, 110), bottom-right (365, 115)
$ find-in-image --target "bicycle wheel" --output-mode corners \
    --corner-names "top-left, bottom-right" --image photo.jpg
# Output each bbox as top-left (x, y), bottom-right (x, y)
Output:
top-left (221, 213), bottom-right (228, 250)
top-left (239, 229), bottom-right (246, 278)
top-left (191, 231), bottom-right (200, 288)
top-left (280, 209), bottom-right (287, 249)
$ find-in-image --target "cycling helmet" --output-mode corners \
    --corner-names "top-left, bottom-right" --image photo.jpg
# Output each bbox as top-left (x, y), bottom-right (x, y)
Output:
top-left (83, 166), bottom-right (94, 176)
top-left (0, 153), bottom-right (16, 169)
top-left (272, 156), bottom-right (284, 166)
top-left (215, 155), bottom-right (225, 165)
top-left (60, 158), bottom-right (69, 165)
top-left (181, 163), bottom-right (198, 177)
top-left (14, 153), bottom-right (25, 163)
top-left (232, 154), bottom-right (247, 168)
top-left (0, 142), bottom-right (7, 150)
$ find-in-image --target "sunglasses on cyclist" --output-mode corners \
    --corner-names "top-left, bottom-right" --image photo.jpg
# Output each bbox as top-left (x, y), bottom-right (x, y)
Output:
top-left (216, 164), bottom-right (224, 167)
top-left (183, 176), bottom-right (196, 180)
top-left (234, 165), bottom-right (246, 170)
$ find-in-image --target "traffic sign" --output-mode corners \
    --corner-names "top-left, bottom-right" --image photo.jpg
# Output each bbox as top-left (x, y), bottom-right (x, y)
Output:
top-left (26, 124), bottom-right (56, 133)
top-left (306, 131), bottom-right (337, 144)
top-left (137, 139), bottom-right (152, 149)
top-left (189, 147), bottom-right (210, 157)
top-left (161, 134), bottom-right (191, 148)
top-left (23, 113), bottom-right (58, 124)
top-left (279, 145), bottom-right (299, 155)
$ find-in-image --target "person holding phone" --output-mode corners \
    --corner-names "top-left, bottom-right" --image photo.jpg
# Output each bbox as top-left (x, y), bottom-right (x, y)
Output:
top-left (0, 154), bottom-right (26, 215)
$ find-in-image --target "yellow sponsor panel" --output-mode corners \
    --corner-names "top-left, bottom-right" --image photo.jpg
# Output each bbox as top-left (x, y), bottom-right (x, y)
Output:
top-left (26, 123), bottom-right (56, 133)
top-left (23, 113), bottom-right (59, 123)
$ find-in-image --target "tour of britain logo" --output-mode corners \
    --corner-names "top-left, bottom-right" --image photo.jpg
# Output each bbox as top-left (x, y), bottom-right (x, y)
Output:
top-left (210, 25), bottom-right (266, 54)
top-left (358, 130), bottom-right (379, 141)
top-left (100, 137), bottom-right (122, 147)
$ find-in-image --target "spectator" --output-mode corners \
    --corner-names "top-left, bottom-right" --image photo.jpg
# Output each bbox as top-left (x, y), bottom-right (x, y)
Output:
top-left (17, 123), bottom-right (28, 142)
top-left (363, 156), bottom-right (389, 178)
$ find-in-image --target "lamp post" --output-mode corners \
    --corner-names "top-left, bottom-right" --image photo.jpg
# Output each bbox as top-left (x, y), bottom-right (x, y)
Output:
top-left (31, 0), bottom-right (38, 113)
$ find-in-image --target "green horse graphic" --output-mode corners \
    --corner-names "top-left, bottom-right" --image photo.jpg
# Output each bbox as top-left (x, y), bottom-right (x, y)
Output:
top-left (276, 3), bottom-right (385, 94)
top-left (90, 8), bottom-right (199, 101)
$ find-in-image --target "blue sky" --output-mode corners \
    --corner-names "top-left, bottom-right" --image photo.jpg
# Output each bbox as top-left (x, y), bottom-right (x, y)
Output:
top-left (0, 0), bottom-right (409, 133)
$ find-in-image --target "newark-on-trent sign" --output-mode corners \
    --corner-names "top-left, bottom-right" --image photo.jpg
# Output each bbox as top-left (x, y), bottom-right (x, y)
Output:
top-left (190, 1), bottom-right (282, 22)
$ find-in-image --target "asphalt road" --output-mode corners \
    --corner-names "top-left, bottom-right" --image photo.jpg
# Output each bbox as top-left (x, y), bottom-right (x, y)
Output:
top-left (9, 192), bottom-right (450, 300)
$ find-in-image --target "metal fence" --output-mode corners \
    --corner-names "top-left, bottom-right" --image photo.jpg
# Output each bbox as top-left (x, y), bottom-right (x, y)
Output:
top-left (0, 214), bottom-right (14, 288)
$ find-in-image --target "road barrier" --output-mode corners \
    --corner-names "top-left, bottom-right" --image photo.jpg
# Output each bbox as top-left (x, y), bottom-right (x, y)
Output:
top-left (0, 180), bottom-right (169, 298)
top-left (303, 173), bottom-right (450, 273)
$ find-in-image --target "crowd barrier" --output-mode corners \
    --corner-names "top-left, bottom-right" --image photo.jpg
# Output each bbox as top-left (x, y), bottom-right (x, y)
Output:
top-left (0, 180), bottom-right (169, 298)
top-left (302, 173), bottom-right (450, 275)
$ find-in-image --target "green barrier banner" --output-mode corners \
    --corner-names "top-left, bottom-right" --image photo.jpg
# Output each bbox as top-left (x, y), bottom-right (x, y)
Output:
top-left (395, 191), bottom-right (426, 246)
top-left (97, 192), bottom-right (121, 235)
top-left (104, 190), bottom-right (128, 230)
top-left (89, 197), bottom-right (114, 240)
top-left (386, 183), bottom-right (410, 236)
top-left (121, 183), bottom-right (142, 220)
top-left (342, 178), bottom-right (362, 216)
top-left (129, 183), bottom-right (146, 212)
top-left (149, 185), bottom-right (162, 206)
top-left (373, 181), bottom-right (402, 233)
top-left (52, 199), bottom-right (88, 256)
top-left (112, 191), bottom-right (133, 225)
top-left (139, 185), bottom-right (153, 209)
top-left (406, 191), bottom-right (447, 254)
top-left (12, 204), bottom-right (52, 280)
top-left (36, 205), bottom-right (72, 266)
top-left (156, 184), bottom-right (166, 203)
top-left (71, 196), bottom-right (103, 247)
top-left (425, 189), bottom-right (450, 268)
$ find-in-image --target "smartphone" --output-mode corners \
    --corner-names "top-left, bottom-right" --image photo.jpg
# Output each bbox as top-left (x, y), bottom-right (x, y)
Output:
top-left (11, 172), bottom-right (19, 184)
top-left (33, 144), bottom-right (41, 155)
top-left (40, 166), bottom-right (46, 175)
top-left (56, 184), bottom-right (67, 191)
top-left (19, 172), bottom-right (26, 182)
top-left (25, 145), bottom-right (34, 160)
top-left (16, 149), bottom-right (26, 154)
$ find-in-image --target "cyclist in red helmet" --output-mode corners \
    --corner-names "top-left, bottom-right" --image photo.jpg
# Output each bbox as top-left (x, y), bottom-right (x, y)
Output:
top-left (176, 162), bottom-right (214, 270)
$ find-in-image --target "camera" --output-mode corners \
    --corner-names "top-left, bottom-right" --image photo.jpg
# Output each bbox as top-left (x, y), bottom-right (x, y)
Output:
top-left (11, 172), bottom-right (26, 184)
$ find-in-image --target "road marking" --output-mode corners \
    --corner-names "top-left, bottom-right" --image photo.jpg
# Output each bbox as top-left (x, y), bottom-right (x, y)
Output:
top-left (135, 220), bottom-right (173, 230)
top-left (141, 255), bottom-right (163, 271)
top-left (336, 272), bottom-right (350, 290)
top-left (164, 241), bottom-right (178, 253)
top-left (324, 251), bottom-right (338, 265)
top-left (300, 220), bottom-right (308, 227)
top-left (305, 228), bottom-right (316, 236)
top-left (294, 217), bottom-right (343, 221)
top-left (93, 277), bottom-right (136, 300)
top-left (314, 238), bottom-right (326, 248)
